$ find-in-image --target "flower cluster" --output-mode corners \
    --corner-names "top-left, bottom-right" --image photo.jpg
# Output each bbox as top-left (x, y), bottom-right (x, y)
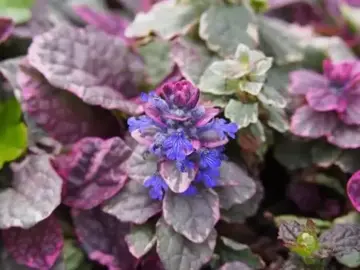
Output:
top-left (128, 80), bottom-right (237, 199)
top-left (289, 59), bottom-right (360, 149)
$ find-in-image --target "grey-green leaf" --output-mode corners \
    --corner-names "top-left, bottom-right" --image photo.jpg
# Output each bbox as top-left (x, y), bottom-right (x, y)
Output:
top-left (311, 140), bottom-right (341, 168)
top-left (163, 189), bottom-right (220, 243)
top-left (210, 60), bottom-right (248, 79)
top-left (258, 86), bottom-right (286, 108)
top-left (156, 218), bottom-right (216, 270)
top-left (264, 104), bottom-right (289, 133)
top-left (125, 223), bottom-right (156, 258)
top-left (199, 5), bottom-right (255, 57)
top-left (224, 99), bottom-right (258, 129)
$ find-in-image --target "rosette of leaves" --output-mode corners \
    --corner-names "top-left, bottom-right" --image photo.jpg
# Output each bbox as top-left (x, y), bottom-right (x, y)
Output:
top-left (199, 43), bottom-right (288, 158)
top-left (98, 80), bottom-right (264, 270)
top-left (278, 219), bottom-right (360, 269)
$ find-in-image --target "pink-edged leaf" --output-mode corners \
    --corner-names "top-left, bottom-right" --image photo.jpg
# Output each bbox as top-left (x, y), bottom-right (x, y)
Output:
top-left (0, 155), bottom-right (62, 229)
top-left (2, 215), bottom-right (63, 270)
top-left (18, 60), bottom-right (119, 145)
top-left (327, 123), bottom-right (360, 149)
top-left (163, 189), bottom-right (219, 243)
top-left (72, 208), bottom-right (137, 270)
top-left (305, 87), bottom-right (341, 112)
top-left (116, 0), bottom-right (162, 13)
top-left (289, 70), bottom-right (328, 95)
top-left (28, 24), bottom-right (144, 115)
top-left (199, 130), bottom-right (229, 148)
top-left (156, 218), bottom-right (216, 270)
top-left (52, 137), bottom-right (131, 209)
top-left (102, 179), bottom-right (161, 224)
top-left (196, 108), bottom-right (220, 127)
top-left (220, 262), bottom-right (252, 270)
top-left (160, 161), bottom-right (197, 193)
top-left (137, 252), bottom-right (165, 270)
top-left (216, 161), bottom-right (254, 186)
top-left (13, 0), bottom-right (54, 38)
top-left (290, 105), bottom-right (337, 138)
top-left (73, 6), bottom-right (128, 40)
top-left (124, 144), bottom-right (158, 184)
top-left (125, 223), bottom-right (156, 258)
top-left (341, 94), bottom-right (360, 125)
top-left (0, 18), bottom-right (13, 43)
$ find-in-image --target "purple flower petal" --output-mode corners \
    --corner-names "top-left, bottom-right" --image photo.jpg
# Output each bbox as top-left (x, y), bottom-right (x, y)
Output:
top-left (289, 70), bottom-right (328, 95)
top-left (195, 108), bottom-right (220, 127)
top-left (305, 87), bottom-right (342, 112)
top-left (18, 60), bottom-right (119, 145)
top-left (290, 105), bottom-right (337, 138)
top-left (28, 24), bottom-right (144, 115)
top-left (72, 208), bottom-right (137, 270)
top-left (347, 171), bottom-right (360, 211)
top-left (341, 94), bottom-right (360, 125)
top-left (52, 137), bottom-right (131, 209)
top-left (0, 18), bottom-right (13, 43)
top-left (327, 123), bottom-right (360, 149)
top-left (73, 6), bottom-right (129, 41)
top-left (2, 215), bottom-right (63, 269)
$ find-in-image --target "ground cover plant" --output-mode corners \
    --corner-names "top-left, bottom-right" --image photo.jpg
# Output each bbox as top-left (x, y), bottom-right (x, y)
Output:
top-left (0, 0), bottom-right (360, 269)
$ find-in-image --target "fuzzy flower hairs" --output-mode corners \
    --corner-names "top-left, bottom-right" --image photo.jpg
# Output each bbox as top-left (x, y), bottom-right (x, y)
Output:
top-left (128, 80), bottom-right (238, 200)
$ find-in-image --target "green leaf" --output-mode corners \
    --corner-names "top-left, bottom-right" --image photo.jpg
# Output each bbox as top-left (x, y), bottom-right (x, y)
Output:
top-left (334, 211), bottom-right (360, 225)
top-left (64, 240), bottom-right (86, 270)
top-left (334, 149), bottom-right (360, 173)
top-left (199, 65), bottom-right (239, 96)
top-left (341, 3), bottom-right (360, 32)
top-left (218, 237), bottom-right (265, 269)
top-left (311, 141), bottom-right (341, 168)
top-left (199, 5), bottom-right (255, 57)
top-left (258, 86), bottom-right (286, 109)
top-left (224, 99), bottom-right (258, 129)
top-left (139, 39), bottom-right (174, 86)
top-left (125, 223), bottom-right (156, 258)
top-left (312, 173), bottom-right (345, 196)
top-left (0, 0), bottom-right (34, 24)
top-left (0, 97), bottom-right (28, 169)
top-left (337, 251), bottom-right (360, 268)
top-left (125, 1), bottom-right (201, 40)
top-left (326, 37), bottom-right (357, 62)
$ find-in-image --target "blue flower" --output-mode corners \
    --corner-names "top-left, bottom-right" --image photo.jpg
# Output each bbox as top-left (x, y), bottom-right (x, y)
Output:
top-left (162, 131), bottom-right (193, 161)
top-left (144, 174), bottom-right (168, 200)
top-left (181, 185), bottom-right (198, 196)
top-left (210, 119), bottom-right (238, 139)
top-left (128, 115), bottom-right (154, 132)
top-left (195, 167), bottom-right (221, 188)
top-left (199, 148), bottom-right (224, 169)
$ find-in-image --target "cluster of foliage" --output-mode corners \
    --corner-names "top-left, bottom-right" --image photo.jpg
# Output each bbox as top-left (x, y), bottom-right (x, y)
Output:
top-left (0, 0), bottom-right (360, 270)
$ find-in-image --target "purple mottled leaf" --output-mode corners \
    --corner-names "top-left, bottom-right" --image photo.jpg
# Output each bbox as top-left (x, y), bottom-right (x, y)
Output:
top-left (221, 181), bottom-right (263, 223)
top-left (160, 161), bottom-right (197, 193)
top-left (73, 6), bottom-right (128, 40)
top-left (13, 0), bottom-right (54, 38)
top-left (216, 161), bottom-right (253, 186)
top-left (18, 60), bottom-right (119, 145)
top-left (319, 224), bottom-right (360, 257)
top-left (327, 123), bottom-right (360, 149)
top-left (289, 70), bottom-right (328, 95)
top-left (281, 254), bottom-right (308, 270)
top-left (278, 221), bottom-right (302, 243)
top-left (163, 189), bottom-right (219, 243)
top-left (28, 24), bottom-right (144, 115)
top-left (102, 179), bottom-right (161, 224)
top-left (335, 149), bottom-right (360, 173)
top-left (342, 95), bottom-right (360, 125)
top-left (72, 208), bottom-right (137, 270)
top-left (287, 182), bottom-right (321, 213)
top-left (0, 18), bottom-right (13, 43)
top-left (220, 262), bottom-right (252, 270)
top-left (0, 155), bottom-right (62, 229)
top-left (117, 0), bottom-right (162, 13)
top-left (2, 215), bottom-right (63, 270)
top-left (156, 218), bottom-right (216, 270)
top-left (290, 105), bottom-right (337, 139)
top-left (305, 87), bottom-right (341, 112)
top-left (171, 37), bottom-right (217, 85)
top-left (123, 144), bottom-right (158, 184)
top-left (0, 248), bottom-right (29, 270)
top-left (0, 57), bottom-right (23, 99)
top-left (125, 223), bottom-right (156, 258)
top-left (348, 171), bottom-right (360, 211)
top-left (52, 137), bottom-right (131, 209)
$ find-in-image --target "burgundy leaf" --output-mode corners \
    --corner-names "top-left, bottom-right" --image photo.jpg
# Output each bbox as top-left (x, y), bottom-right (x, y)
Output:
top-left (28, 24), bottom-right (144, 115)
top-left (0, 155), bottom-right (62, 229)
top-left (2, 215), bottom-right (63, 270)
top-left (278, 221), bottom-right (302, 243)
top-left (289, 70), bottom-right (328, 95)
top-left (72, 208), bottom-right (137, 270)
top-left (102, 179), bottom-right (161, 224)
top-left (52, 137), bottom-right (131, 209)
top-left (138, 252), bottom-right (165, 270)
top-left (327, 123), bottom-right (360, 149)
top-left (347, 171), bottom-right (360, 211)
top-left (73, 6), bottom-right (128, 40)
top-left (18, 60), bottom-right (119, 145)
top-left (0, 18), bottom-right (13, 43)
top-left (163, 189), bottom-right (220, 243)
top-left (290, 105), bottom-right (337, 139)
